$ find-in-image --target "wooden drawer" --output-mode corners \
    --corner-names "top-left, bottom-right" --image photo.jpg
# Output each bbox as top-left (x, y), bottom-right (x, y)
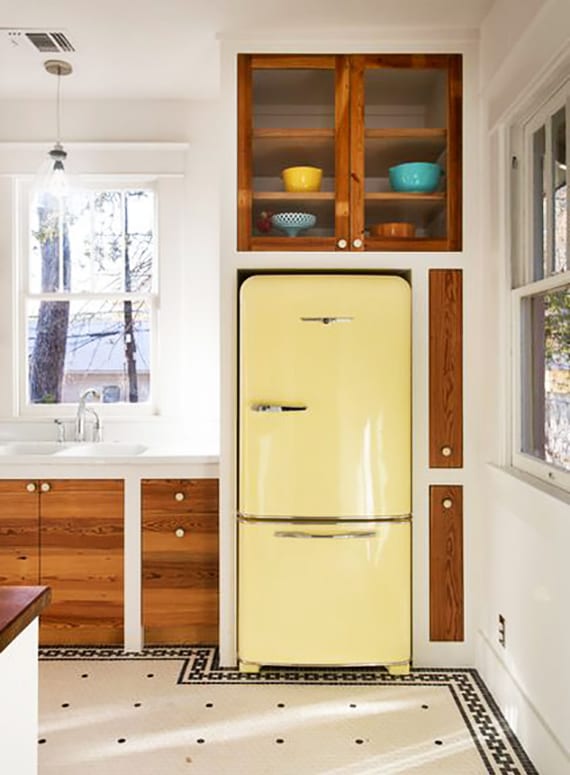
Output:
top-left (142, 479), bottom-right (219, 645)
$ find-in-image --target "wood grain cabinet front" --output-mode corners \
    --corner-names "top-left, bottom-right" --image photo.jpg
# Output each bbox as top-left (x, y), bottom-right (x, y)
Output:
top-left (0, 479), bottom-right (124, 646)
top-left (142, 479), bottom-right (219, 645)
top-left (238, 53), bottom-right (462, 252)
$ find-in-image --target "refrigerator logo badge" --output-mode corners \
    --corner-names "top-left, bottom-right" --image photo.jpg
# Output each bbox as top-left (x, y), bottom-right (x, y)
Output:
top-left (300, 316), bottom-right (354, 325)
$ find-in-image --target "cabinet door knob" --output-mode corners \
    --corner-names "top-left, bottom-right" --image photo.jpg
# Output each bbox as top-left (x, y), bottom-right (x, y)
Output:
top-left (336, 239), bottom-right (347, 249)
top-left (26, 482), bottom-right (37, 493)
top-left (442, 498), bottom-right (453, 509)
top-left (441, 446), bottom-right (453, 457)
top-left (352, 238), bottom-right (363, 249)
top-left (175, 527), bottom-right (185, 538)
top-left (40, 482), bottom-right (51, 493)
top-left (174, 492), bottom-right (185, 502)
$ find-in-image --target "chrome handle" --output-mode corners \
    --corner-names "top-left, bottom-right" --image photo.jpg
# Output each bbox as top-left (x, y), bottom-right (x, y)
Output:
top-left (274, 530), bottom-right (376, 540)
top-left (26, 482), bottom-right (37, 493)
top-left (336, 239), bottom-right (347, 249)
top-left (352, 238), bottom-right (363, 249)
top-left (40, 482), bottom-right (51, 493)
top-left (300, 316), bottom-right (353, 325)
top-left (174, 492), bottom-right (185, 502)
top-left (175, 527), bottom-right (185, 538)
top-left (252, 404), bottom-right (307, 413)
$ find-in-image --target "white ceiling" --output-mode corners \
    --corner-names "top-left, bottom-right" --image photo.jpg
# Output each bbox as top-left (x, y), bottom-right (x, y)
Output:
top-left (1, 0), bottom-right (495, 101)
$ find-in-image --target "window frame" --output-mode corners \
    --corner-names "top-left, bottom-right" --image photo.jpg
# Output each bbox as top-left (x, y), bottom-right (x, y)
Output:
top-left (16, 175), bottom-right (160, 417)
top-left (511, 80), bottom-right (570, 492)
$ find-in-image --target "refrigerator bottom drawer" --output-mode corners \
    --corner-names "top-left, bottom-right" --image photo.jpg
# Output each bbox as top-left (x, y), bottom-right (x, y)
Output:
top-left (238, 519), bottom-right (411, 667)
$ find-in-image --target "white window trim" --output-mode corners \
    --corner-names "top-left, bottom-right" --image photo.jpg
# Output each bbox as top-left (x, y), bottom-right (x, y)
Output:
top-left (15, 177), bottom-right (160, 417)
top-left (510, 77), bottom-right (570, 493)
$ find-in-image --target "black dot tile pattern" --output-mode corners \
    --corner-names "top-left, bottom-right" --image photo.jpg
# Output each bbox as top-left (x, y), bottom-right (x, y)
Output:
top-left (38, 645), bottom-right (538, 775)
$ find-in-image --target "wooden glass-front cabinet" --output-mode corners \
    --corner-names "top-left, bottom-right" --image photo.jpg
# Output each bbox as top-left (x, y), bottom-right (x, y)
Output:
top-left (238, 53), bottom-right (462, 252)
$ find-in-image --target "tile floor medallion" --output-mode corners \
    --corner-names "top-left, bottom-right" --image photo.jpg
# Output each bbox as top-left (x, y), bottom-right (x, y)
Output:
top-left (38, 647), bottom-right (538, 775)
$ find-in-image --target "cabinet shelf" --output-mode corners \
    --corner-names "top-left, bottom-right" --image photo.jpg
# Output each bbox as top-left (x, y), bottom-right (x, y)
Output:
top-left (253, 129), bottom-right (335, 176)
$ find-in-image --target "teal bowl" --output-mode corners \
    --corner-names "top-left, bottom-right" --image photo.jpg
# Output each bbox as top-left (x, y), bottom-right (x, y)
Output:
top-left (389, 162), bottom-right (442, 193)
top-left (271, 212), bottom-right (316, 237)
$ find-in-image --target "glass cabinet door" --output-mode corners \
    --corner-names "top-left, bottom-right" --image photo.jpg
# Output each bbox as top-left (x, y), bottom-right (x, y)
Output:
top-left (351, 54), bottom-right (462, 251)
top-left (238, 54), bottom-right (350, 251)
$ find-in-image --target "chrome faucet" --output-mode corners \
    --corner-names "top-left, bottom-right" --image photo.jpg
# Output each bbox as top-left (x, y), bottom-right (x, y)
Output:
top-left (75, 388), bottom-right (103, 442)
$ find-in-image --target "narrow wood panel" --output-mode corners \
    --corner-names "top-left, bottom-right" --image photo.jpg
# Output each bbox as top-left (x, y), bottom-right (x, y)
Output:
top-left (253, 128), bottom-right (334, 140)
top-left (335, 54), bottom-right (351, 247)
top-left (251, 55), bottom-right (336, 69)
top-left (39, 480), bottom-right (124, 645)
top-left (363, 53), bottom-right (454, 70)
top-left (349, 54), bottom-right (365, 248)
top-left (365, 128), bottom-right (447, 140)
top-left (429, 485), bottom-right (464, 641)
top-left (237, 54), bottom-right (252, 250)
top-left (447, 54), bottom-right (463, 251)
top-left (251, 236), bottom-right (337, 252)
top-left (429, 269), bottom-right (463, 468)
top-left (142, 479), bottom-right (219, 645)
top-left (0, 480), bottom-right (40, 585)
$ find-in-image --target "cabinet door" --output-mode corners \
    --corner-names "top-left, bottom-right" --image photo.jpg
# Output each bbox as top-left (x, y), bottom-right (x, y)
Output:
top-left (0, 480), bottom-right (39, 585)
top-left (238, 54), bottom-right (350, 251)
top-left (39, 479), bottom-right (124, 645)
top-left (353, 54), bottom-right (462, 251)
top-left (142, 479), bottom-right (218, 644)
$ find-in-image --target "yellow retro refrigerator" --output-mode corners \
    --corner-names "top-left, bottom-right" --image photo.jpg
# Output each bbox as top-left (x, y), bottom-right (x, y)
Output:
top-left (238, 275), bottom-right (411, 674)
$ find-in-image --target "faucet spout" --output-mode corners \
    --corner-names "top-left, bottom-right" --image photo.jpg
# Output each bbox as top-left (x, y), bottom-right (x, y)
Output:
top-left (75, 388), bottom-right (102, 442)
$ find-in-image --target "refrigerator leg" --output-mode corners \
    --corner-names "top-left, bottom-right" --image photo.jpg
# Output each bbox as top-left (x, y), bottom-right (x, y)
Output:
top-left (239, 660), bottom-right (261, 674)
top-left (387, 662), bottom-right (410, 676)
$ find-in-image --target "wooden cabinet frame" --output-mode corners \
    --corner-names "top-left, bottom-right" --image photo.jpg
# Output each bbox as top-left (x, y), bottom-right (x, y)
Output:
top-left (237, 53), bottom-right (462, 252)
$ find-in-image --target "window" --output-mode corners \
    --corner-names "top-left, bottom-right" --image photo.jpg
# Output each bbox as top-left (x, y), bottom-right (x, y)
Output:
top-left (513, 82), bottom-right (570, 490)
top-left (20, 182), bottom-right (157, 410)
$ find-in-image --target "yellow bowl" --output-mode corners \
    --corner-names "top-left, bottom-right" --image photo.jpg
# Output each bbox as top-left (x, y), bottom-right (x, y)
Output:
top-left (282, 166), bottom-right (323, 192)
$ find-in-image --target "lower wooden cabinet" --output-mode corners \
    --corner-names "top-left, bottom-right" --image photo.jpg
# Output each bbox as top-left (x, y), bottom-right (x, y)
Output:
top-left (142, 479), bottom-right (219, 645)
top-left (40, 480), bottom-right (124, 646)
top-left (0, 479), bottom-right (124, 646)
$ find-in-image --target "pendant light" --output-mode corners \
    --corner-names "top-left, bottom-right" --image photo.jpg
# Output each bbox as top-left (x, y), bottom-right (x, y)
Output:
top-left (35, 59), bottom-right (73, 200)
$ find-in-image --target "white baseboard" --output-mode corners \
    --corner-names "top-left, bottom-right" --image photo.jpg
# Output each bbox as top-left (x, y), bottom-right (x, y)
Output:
top-left (476, 629), bottom-right (570, 775)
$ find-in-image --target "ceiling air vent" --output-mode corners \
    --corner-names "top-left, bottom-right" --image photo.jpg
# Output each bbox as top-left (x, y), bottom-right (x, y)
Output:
top-left (25, 31), bottom-right (75, 53)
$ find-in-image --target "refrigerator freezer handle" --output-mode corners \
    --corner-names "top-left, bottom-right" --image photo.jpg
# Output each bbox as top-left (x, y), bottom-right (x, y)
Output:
top-left (251, 404), bottom-right (307, 413)
top-left (274, 530), bottom-right (377, 540)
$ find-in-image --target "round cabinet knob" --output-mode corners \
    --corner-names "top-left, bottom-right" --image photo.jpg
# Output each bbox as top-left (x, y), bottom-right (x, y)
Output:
top-left (175, 528), bottom-right (185, 538)
top-left (40, 482), bottom-right (51, 493)
top-left (174, 492), bottom-right (185, 502)
top-left (26, 482), bottom-right (37, 493)
top-left (352, 238), bottom-right (363, 249)
top-left (336, 239), bottom-right (347, 249)
top-left (442, 498), bottom-right (453, 510)
top-left (441, 446), bottom-right (453, 457)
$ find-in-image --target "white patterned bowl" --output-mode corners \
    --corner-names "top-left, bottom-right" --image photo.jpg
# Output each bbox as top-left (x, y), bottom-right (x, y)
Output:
top-left (271, 212), bottom-right (316, 237)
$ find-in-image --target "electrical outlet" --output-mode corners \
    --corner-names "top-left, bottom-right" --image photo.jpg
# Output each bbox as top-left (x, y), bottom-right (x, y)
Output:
top-left (498, 614), bottom-right (506, 648)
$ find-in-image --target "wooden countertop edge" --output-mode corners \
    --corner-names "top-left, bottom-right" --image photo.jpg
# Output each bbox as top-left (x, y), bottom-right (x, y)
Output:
top-left (0, 586), bottom-right (52, 654)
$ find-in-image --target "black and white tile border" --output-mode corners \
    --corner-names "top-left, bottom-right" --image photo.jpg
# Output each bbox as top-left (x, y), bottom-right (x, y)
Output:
top-left (39, 645), bottom-right (538, 775)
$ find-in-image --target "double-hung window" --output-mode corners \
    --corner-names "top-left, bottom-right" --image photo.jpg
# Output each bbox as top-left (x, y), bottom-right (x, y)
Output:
top-left (512, 81), bottom-right (570, 490)
top-left (20, 181), bottom-right (157, 412)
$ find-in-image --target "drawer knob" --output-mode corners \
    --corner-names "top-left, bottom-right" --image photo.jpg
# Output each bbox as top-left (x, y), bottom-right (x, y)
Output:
top-left (174, 492), bottom-right (185, 502)
top-left (336, 239), bottom-right (347, 249)
top-left (175, 527), bottom-right (185, 538)
top-left (442, 498), bottom-right (453, 510)
top-left (352, 238), bottom-right (363, 249)
top-left (40, 482), bottom-right (51, 493)
top-left (26, 482), bottom-right (37, 493)
top-left (441, 446), bottom-right (452, 457)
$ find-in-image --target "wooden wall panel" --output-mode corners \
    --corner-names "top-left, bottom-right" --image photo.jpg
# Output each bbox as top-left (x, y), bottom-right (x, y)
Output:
top-left (0, 480), bottom-right (40, 585)
top-left (429, 269), bottom-right (463, 467)
top-left (39, 479), bottom-right (124, 645)
top-left (142, 479), bottom-right (219, 645)
top-left (429, 484), bottom-right (464, 641)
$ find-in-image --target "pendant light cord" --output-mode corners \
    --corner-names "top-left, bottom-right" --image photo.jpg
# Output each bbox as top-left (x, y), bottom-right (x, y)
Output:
top-left (56, 67), bottom-right (62, 146)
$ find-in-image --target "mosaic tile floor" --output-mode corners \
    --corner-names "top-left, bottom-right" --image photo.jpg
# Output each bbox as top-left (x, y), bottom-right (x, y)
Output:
top-left (38, 647), bottom-right (538, 774)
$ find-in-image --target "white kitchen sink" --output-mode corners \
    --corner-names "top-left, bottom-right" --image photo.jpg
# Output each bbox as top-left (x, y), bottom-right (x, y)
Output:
top-left (56, 442), bottom-right (148, 457)
top-left (0, 442), bottom-right (63, 455)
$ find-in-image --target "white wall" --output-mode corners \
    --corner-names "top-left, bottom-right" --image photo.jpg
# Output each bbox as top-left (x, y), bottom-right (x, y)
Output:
top-left (0, 99), bottom-right (220, 452)
top-left (478, 1), bottom-right (570, 772)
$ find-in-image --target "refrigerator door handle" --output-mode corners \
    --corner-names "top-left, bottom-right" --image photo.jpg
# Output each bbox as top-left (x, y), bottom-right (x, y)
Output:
top-left (251, 404), bottom-right (307, 413)
top-left (274, 530), bottom-right (377, 540)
